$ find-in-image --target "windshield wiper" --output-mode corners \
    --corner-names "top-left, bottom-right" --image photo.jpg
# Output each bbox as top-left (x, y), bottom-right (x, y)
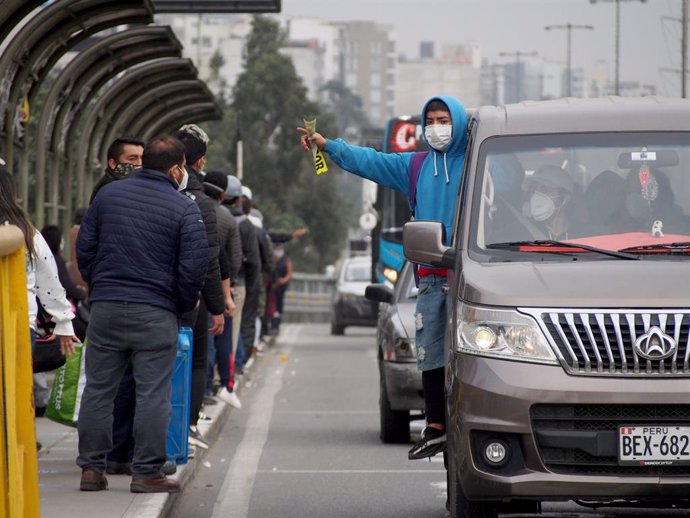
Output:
top-left (619, 241), bottom-right (690, 254)
top-left (488, 240), bottom-right (639, 260)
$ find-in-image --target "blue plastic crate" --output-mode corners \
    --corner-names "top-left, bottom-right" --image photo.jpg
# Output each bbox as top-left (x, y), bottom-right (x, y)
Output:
top-left (166, 326), bottom-right (193, 464)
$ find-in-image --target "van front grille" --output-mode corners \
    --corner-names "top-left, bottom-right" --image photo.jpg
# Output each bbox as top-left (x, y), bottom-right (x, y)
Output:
top-left (525, 309), bottom-right (690, 377)
top-left (532, 404), bottom-right (690, 476)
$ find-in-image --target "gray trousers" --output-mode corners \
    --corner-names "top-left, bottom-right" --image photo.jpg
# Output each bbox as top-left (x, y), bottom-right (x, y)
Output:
top-left (77, 301), bottom-right (178, 479)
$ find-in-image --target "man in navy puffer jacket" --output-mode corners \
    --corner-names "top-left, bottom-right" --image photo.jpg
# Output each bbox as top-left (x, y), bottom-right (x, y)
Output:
top-left (76, 136), bottom-right (208, 493)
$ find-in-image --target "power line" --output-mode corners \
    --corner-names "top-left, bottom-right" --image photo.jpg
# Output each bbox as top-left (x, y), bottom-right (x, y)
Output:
top-left (660, 0), bottom-right (689, 98)
top-left (589, 0), bottom-right (647, 95)
top-left (545, 23), bottom-right (594, 97)
top-left (498, 51), bottom-right (538, 102)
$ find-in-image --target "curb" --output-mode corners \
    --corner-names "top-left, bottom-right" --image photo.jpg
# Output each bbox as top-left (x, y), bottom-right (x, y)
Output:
top-left (148, 344), bottom-right (272, 518)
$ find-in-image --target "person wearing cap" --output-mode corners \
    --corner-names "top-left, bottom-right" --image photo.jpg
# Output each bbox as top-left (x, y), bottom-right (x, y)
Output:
top-left (174, 124), bottom-right (227, 451)
top-left (523, 164), bottom-right (577, 241)
top-left (221, 176), bottom-right (261, 375)
top-left (201, 171), bottom-right (242, 408)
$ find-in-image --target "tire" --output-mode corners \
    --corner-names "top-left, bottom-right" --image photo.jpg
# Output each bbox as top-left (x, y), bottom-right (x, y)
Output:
top-left (448, 444), bottom-right (499, 518)
top-left (379, 364), bottom-right (410, 443)
top-left (330, 320), bottom-right (345, 335)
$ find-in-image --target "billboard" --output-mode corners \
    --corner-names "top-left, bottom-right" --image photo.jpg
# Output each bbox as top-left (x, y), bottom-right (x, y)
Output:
top-left (153, 0), bottom-right (281, 12)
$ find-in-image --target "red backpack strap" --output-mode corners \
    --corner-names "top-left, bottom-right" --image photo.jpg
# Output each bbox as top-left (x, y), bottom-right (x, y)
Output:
top-left (408, 151), bottom-right (429, 216)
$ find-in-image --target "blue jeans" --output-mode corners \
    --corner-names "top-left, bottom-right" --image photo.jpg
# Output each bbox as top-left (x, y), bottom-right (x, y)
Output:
top-left (414, 275), bottom-right (449, 372)
top-left (235, 334), bottom-right (245, 373)
top-left (207, 315), bottom-right (233, 392)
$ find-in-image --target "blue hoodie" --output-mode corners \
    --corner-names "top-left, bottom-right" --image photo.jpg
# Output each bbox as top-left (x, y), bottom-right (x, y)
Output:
top-left (324, 95), bottom-right (468, 244)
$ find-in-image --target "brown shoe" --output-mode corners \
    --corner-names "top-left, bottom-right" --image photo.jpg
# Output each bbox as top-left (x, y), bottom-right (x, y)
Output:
top-left (80, 469), bottom-right (108, 491)
top-left (130, 475), bottom-right (180, 493)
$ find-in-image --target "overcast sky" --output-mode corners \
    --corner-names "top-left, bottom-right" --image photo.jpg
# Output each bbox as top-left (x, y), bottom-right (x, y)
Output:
top-left (281, 0), bottom-right (687, 97)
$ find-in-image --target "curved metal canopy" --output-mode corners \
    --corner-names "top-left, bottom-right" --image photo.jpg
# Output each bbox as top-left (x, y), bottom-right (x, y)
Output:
top-left (121, 92), bottom-right (216, 141)
top-left (101, 78), bottom-right (216, 158)
top-left (0, 0), bottom-right (153, 140)
top-left (0, 1), bottom-right (45, 47)
top-left (73, 58), bottom-right (198, 205)
top-left (34, 26), bottom-right (182, 224)
top-left (143, 103), bottom-right (222, 142)
top-left (49, 28), bottom-right (183, 155)
top-left (3, 4), bottom-right (154, 147)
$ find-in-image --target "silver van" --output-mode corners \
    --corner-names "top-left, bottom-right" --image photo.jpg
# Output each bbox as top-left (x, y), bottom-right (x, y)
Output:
top-left (403, 97), bottom-right (690, 518)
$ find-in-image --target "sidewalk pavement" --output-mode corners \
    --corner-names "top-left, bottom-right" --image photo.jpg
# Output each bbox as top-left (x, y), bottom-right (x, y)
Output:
top-left (35, 377), bottom-right (236, 518)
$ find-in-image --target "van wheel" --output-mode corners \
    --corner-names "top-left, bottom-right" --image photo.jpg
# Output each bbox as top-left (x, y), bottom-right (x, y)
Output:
top-left (330, 320), bottom-right (344, 335)
top-left (448, 447), bottom-right (499, 518)
top-left (379, 367), bottom-right (410, 443)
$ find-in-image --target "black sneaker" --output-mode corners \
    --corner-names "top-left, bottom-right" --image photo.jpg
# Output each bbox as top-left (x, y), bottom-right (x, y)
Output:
top-left (188, 425), bottom-right (209, 450)
top-left (408, 427), bottom-right (447, 460)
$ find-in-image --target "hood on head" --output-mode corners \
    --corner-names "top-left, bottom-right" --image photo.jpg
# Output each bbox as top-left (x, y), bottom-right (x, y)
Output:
top-left (421, 95), bottom-right (468, 155)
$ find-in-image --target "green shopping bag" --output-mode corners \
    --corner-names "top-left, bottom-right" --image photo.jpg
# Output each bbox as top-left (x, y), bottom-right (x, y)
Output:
top-left (46, 339), bottom-right (87, 427)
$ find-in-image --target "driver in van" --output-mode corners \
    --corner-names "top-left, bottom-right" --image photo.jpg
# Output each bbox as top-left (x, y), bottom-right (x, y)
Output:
top-left (523, 164), bottom-right (578, 241)
top-left (298, 96), bottom-right (469, 463)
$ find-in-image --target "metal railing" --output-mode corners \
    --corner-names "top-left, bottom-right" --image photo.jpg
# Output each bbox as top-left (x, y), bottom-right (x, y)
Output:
top-left (283, 272), bottom-right (335, 323)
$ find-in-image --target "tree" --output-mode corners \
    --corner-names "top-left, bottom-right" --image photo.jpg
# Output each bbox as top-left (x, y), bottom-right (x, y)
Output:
top-left (208, 48), bottom-right (228, 104)
top-left (225, 15), bottom-right (351, 272)
top-left (319, 80), bottom-right (369, 135)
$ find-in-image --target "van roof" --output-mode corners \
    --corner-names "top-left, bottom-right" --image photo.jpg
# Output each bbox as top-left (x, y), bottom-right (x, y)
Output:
top-left (475, 96), bottom-right (690, 136)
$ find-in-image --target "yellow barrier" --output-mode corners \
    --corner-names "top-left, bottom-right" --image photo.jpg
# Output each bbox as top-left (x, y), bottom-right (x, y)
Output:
top-left (0, 225), bottom-right (40, 518)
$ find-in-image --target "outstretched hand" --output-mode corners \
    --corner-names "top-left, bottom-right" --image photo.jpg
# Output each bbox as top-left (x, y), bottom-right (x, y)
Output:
top-left (297, 127), bottom-right (326, 152)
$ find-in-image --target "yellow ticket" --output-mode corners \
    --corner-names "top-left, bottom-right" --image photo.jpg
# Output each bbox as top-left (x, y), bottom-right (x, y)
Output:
top-left (303, 118), bottom-right (329, 175)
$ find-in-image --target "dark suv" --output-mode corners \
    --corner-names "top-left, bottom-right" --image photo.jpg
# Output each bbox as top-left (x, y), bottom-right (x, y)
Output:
top-left (404, 97), bottom-right (690, 518)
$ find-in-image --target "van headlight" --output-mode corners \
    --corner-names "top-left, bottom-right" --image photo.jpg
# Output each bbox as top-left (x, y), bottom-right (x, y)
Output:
top-left (457, 302), bottom-right (558, 364)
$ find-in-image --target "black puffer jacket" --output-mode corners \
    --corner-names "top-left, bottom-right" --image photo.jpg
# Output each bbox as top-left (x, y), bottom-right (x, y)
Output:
top-left (182, 168), bottom-right (225, 316)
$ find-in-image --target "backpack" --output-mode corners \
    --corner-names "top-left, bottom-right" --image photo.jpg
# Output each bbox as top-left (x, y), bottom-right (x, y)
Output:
top-left (408, 151), bottom-right (430, 216)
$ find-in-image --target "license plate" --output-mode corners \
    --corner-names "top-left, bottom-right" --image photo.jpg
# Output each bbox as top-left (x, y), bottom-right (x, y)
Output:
top-left (618, 425), bottom-right (690, 465)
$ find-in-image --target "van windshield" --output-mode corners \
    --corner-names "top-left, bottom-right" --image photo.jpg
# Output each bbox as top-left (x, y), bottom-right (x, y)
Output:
top-left (471, 132), bottom-right (690, 261)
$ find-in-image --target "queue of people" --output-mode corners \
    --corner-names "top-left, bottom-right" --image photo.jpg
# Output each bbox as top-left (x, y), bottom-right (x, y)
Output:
top-left (0, 124), bottom-right (300, 494)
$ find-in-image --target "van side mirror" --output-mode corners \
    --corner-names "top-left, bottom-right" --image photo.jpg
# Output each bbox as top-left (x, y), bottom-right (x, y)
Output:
top-left (365, 283), bottom-right (394, 304)
top-left (403, 221), bottom-right (456, 269)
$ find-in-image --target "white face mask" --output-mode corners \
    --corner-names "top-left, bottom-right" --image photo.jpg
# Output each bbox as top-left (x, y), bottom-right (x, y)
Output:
top-left (530, 192), bottom-right (556, 221)
top-left (176, 166), bottom-right (189, 192)
top-left (274, 249), bottom-right (285, 259)
top-left (424, 124), bottom-right (452, 152)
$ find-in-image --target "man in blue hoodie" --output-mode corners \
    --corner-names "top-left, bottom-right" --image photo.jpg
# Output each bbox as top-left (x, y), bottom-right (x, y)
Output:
top-left (299, 95), bottom-right (469, 461)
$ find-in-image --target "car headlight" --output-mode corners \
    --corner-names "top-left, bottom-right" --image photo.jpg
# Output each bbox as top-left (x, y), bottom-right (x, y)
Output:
top-left (383, 267), bottom-right (398, 284)
top-left (456, 302), bottom-right (557, 364)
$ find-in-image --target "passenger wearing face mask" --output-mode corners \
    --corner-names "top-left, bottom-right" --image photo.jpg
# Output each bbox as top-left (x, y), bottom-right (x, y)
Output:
top-left (523, 164), bottom-right (578, 240)
top-left (298, 96), bottom-right (469, 466)
top-left (174, 123), bottom-right (227, 452)
top-left (90, 136), bottom-right (144, 204)
top-left (76, 136), bottom-right (207, 493)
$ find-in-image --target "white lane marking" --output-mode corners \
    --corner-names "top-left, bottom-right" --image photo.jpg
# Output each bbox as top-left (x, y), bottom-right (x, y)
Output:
top-left (258, 469), bottom-right (446, 474)
top-left (213, 325), bottom-right (302, 518)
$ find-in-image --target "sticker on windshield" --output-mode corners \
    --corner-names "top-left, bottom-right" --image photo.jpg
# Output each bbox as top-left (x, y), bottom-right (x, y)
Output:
top-left (631, 150), bottom-right (657, 161)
